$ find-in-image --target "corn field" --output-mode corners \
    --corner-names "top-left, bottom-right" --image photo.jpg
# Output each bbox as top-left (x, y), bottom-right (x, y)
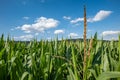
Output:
top-left (0, 34), bottom-right (120, 80)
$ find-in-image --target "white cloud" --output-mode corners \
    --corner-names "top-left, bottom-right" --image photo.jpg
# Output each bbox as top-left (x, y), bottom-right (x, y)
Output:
top-left (68, 33), bottom-right (79, 37)
top-left (70, 18), bottom-right (84, 24)
top-left (101, 30), bottom-right (120, 40)
top-left (63, 16), bottom-right (71, 20)
top-left (14, 34), bottom-right (33, 41)
top-left (70, 10), bottom-right (112, 24)
top-left (88, 10), bottom-right (112, 22)
top-left (20, 24), bottom-right (32, 33)
top-left (16, 17), bottom-right (59, 33)
top-left (54, 29), bottom-right (65, 34)
top-left (102, 30), bottom-right (120, 36)
top-left (23, 17), bottom-right (30, 20)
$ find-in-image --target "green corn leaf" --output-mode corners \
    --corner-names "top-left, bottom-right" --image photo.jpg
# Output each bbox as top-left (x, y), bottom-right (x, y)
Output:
top-left (21, 72), bottom-right (29, 80)
top-left (89, 69), bottom-right (97, 79)
top-left (103, 52), bottom-right (110, 72)
top-left (97, 72), bottom-right (120, 80)
top-left (67, 67), bottom-right (76, 80)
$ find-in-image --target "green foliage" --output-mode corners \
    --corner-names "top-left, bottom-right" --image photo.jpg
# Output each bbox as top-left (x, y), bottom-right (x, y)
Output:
top-left (0, 34), bottom-right (120, 80)
top-left (97, 72), bottom-right (120, 80)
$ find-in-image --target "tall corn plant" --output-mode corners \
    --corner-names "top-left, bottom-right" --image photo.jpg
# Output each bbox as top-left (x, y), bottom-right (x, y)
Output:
top-left (83, 5), bottom-right (87, 80)
top-left (88, 35), bottom-right (120, 80)
top-left (0, 33), bottom-right (120, 80)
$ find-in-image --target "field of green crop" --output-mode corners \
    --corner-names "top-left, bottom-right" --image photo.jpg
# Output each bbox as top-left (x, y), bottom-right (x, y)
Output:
top-left (0, 34), bottom-right (120, 80)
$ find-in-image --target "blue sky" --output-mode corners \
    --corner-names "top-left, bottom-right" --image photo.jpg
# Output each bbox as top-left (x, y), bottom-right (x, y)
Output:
top-left (0, 0), bottom-right (120, 40)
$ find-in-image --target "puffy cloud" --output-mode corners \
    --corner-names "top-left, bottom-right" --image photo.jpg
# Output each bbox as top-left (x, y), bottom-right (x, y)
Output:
top-left (70, 10), bottom-right (112, 24)
top-left (101, 30), bottom-right (120, 40)
top-left (70, 18), bottom-right (84, 24)
top-left (68, 33), bottom-right (79, 37)
top-left (16, 17), bottom-right (59, 33)
top-left (23, 17), bottom-right (30, 20)
top-left (93, 10), bottom-right (112, 21)
top-left (102, 30), bottom-right (120, 36)
top-left (88, 10), bottom-right (112, 22)
top-left (63, 16), bottom-right (71, 20)
top-left (54, 29), bottom-right (65, 34)
top-left (14, 34), bottom-right (33, 41)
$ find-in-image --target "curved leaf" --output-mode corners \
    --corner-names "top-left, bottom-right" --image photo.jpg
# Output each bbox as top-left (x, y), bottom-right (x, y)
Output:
top-left (97, 72), bottom-right (120, 80)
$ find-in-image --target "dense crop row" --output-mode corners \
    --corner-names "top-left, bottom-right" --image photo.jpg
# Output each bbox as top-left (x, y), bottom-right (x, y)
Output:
top-left (0, 34), bottom-right (120, 80)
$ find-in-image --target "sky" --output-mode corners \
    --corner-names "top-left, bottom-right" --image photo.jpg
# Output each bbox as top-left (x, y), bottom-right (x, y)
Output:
top-left (0, 0), bottom-right (120, 40)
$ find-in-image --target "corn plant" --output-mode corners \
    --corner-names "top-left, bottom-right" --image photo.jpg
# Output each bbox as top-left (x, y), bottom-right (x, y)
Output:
top-left (0, 34), bottom-right (120, 80)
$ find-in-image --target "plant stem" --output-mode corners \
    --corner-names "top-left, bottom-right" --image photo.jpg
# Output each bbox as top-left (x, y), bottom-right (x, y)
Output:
top-left (83, 5), bottom-right (87, 80)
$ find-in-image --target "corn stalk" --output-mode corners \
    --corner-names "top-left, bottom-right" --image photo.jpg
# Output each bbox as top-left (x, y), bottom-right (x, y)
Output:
top-left (83, 5), bottom-right (87, 80)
